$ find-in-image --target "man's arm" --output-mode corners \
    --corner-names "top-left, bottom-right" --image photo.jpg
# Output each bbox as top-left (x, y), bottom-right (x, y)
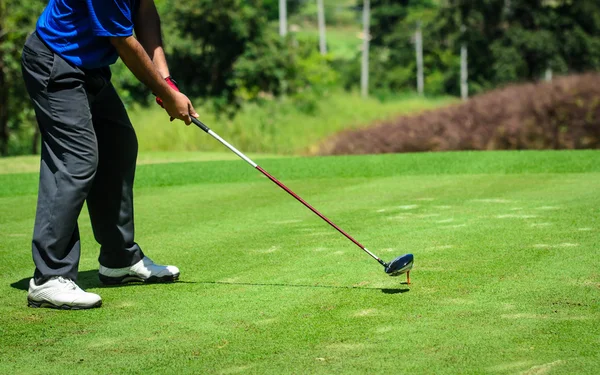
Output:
top-left (110, 36), bottom-right (198, 124)
top-left (134, 0), bottom-right (170, 78)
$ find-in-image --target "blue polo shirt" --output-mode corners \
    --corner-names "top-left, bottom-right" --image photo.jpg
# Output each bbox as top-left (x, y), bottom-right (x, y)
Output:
top-left (36, 0), bottom-right (140, 69)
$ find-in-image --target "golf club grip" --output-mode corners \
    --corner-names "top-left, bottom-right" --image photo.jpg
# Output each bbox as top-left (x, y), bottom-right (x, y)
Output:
top-left (191, 117), bottom-right (210, 133)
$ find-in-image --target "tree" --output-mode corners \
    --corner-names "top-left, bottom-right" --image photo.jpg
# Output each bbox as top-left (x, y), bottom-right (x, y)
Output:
top-left (358, 0), bottom-right (443, 94)
top-left (437, 0), bottom-right (600, 93)
top-left (0, 0), bottom-right (44, 155)
top-left (159, 0), bottom-right (334, 114)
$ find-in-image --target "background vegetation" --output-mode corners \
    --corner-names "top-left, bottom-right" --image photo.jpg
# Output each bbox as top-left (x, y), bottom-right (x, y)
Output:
top-left (320, 73), bottom-right (600, 155)
top-left (1, 0), bottom-right (599, 156)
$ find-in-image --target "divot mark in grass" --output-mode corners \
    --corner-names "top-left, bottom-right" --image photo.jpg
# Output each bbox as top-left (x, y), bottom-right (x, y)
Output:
top-left (417, 213), bottom-right (441, 218)
top-left (270, 219), bottom-right (302, 225)
top-left (298, 228), bottom-right (318, 232)
top-left (220, 276), bottom-right (242, 283)
top-left (380, 248), bottom-right (397, 253)
top-left (333, 251), bottom-right (345, 255)
top-left (376, 209), bottom-right (387, 213)
top-left (87, 338), bottom-right (122, 348)
top-left (530, 223), bottom-right (552, 227)
top-left (219, 364), bottom-right (255, 374)
top-left (115, 301), bottom-right (135, 308)
top-left (307, 232), bottom-right (332, 237)
top-left (443, 224), bottom-right (467, 229)
top-left (578, 227), bottom-right (593, 231)
top-left (415, 198), bottom-right (435, 201)
top-left (502, 303), bottom-right (516, 311)
top-left (487, 360), bottom-right (536, 372)
top-left (436, 218), bottom-right (454, 223)
top-left (535, 206), bottom-right (561, 210)
top-left (397, 204), bottom-right (419, 210)
top-left (387, 215), bottom-right (411, 220)
top-left (472, 198), bottom-right (512, 203)
top-left (533, 243), bottom-right (579, 249)
top-left (375, 326), bottom-right (394, 333)
top-left (418, 267), bottom-right (447, 272)
top-left (444, 298), bottom-right (474, 305)
top-left (521, 360), bottom-right (564, 375)
top-left (434, 205), bottom-right (452, 209)
top-left (510, 207), bottom-right (524, 211)
top-left (326, 343), bottom-right (372, 351)
top-left (354, 308), bottom-right (377, 317)
top-left (428, 245), bottom-right (454, 250)
top-left (255, 318), bottom-right (277, 326)
top-left (496, 214), bottom-right (537, 219)
top-left (255, 246), bottom-right (280, 254)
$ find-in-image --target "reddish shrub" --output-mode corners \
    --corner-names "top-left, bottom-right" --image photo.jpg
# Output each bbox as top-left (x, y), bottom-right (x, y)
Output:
top-left (318, 73), bottom-right (600, 155)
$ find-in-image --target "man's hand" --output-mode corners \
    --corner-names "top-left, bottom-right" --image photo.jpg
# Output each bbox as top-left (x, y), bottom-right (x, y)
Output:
top-left (155, 77), bottom-right (193, 123)
top-left (110, 35), bottom-right (199, 124)
top-left (161, 91), bottom-right (199, 125)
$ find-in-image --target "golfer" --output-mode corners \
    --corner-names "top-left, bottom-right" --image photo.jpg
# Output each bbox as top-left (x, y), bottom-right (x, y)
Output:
top-left (21, 0), bottom-right (197, 309)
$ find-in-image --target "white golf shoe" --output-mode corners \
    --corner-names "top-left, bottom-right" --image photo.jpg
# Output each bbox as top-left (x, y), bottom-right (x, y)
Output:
top-left (99, 256), bottom-right (180, 285)
top-left (27, 276), bottom-right (102, 310)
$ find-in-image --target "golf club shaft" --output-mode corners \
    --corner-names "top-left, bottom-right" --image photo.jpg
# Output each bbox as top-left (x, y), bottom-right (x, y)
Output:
top-left (191, 117), bottom-right (387, 267)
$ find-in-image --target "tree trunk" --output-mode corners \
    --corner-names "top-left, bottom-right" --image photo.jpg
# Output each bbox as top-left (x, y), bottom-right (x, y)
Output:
top-left (317, 0), bottom-right (327, 55)
top-left (0, 0), bottom-right (8, 155)
top-left (279, 0), bottom-right (287, 37)
top-left (361, 0), bottom-right (370, 98)
top-left (0, 67), bottom-right (7, 156)
top-left (415, 21), bottom-right (424, 96)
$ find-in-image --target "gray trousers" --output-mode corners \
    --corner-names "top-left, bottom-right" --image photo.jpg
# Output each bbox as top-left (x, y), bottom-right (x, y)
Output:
top-left (21, 32), bottom-right (144, 284)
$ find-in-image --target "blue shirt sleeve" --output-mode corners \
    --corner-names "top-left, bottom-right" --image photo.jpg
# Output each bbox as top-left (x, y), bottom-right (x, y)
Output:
top-left (87, 0), bottom-right (135, 37)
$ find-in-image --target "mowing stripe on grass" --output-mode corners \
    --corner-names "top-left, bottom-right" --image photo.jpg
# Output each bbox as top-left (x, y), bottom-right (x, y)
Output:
top-left (1, 150), bottom-right (599, 197)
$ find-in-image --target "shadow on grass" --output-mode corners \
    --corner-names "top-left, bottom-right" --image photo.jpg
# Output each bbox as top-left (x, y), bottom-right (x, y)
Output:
top-left (10, 269), bottom-right (196, 291)
top-left (12, 271), bottom-right (409, 295)
top-left (199, 281), bottom-right (410, 294)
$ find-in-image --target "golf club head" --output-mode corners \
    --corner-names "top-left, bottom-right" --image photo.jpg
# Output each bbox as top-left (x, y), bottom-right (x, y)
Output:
top-left (384, 253), bottom-right (414, 277)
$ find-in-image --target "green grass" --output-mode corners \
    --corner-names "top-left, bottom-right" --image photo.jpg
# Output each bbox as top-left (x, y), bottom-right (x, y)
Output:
top-left (129, 91), bottom-right (454, 155)
top-left (1, 150), bottom-right (599, 374)
top-left (0, 151), bottom-right (286, 175)
top-left (295, 27), bottom-right (363, 60)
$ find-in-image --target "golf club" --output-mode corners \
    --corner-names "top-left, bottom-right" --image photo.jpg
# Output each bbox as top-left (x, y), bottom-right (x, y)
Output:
top-left (191, 117), bottom-right (413, 282)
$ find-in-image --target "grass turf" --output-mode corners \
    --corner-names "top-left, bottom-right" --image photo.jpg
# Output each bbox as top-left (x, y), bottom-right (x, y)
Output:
top-left (1, 150), bottom-right (599, 374)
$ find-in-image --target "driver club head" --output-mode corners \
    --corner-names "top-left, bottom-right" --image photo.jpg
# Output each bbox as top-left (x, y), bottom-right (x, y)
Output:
top-left (384, 253), bottom-right (414, 279)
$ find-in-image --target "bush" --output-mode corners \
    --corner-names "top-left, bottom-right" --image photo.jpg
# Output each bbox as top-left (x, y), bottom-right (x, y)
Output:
top-left (318, 73), bottom-right (600, 155)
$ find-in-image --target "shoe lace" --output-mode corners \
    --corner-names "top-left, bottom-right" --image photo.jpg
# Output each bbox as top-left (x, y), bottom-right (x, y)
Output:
top-left (54, 276), bottom-right (78, 290)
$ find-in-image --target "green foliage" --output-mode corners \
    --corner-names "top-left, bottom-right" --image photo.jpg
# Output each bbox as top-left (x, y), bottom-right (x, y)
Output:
top-left (231, 34), bottom-right (338, 112)
top-left (295, 0), bottom-right (359, 26)
top-left (262, 0), bottom-right (305, 21)
top-left (353, 0), bottom-right (600, 96)
top-left (152, 0), bottom-right (339, 115)
top-left (3, 0), bottom-right (600, 156)
top-left (437, 0), bottom-right (600, 92)
top-left (0, 0), bottom-right (45, 155)
top-left (341, 0), bottom-right (445, 94)
top-left (128, 90), bottom-right (453, 154)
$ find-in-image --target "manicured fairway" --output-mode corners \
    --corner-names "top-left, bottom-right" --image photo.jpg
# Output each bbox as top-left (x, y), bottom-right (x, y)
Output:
top-left (1, 151), bottom-right (599, 374)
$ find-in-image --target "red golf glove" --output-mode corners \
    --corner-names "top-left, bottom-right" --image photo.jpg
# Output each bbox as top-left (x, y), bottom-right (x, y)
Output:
top-left (155, 76), bottom-right (180, 121)
top-left (155, 76), bottom-right (179, 108)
